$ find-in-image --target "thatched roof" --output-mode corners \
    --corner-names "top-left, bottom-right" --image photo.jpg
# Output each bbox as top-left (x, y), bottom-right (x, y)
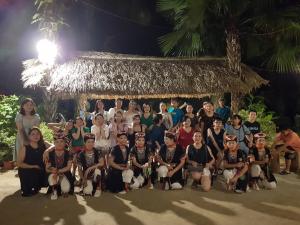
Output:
top-left (22, 51), bottom-right (268, 99)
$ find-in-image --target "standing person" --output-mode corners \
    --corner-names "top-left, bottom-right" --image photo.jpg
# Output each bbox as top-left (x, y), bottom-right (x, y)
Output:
top-left (109, 111), bottom-right (129, 147)
top-left (199, 101), bottom-right (219, 141)
top-left (148, 114), bottom-right (166, 150)
top-left (223, 135), bottom-right (249, 193)
top-left (244, 110), bottom-right (261, 135)
top-left (168, 98), bottom-right (184, 130)
top-left (15, 98), bottom-right (40, 161)
top-left (215, 98), bottom-right (231, 124)
top-left (274, 125), bottom-right (300, 175)
top-left (17, 127), bottom-right (52, 196)
top-left (77, 133), bottom-right (105, 197)
top-left (159, 102), bottom-right (173, 130)
top-left (70, 117), bottom-right (90, 179)
top-left (46, 131), bottom-right (74, 200)
top-left (130, 132), bottom-right (154, 189)
top-left (250, 133), bottom-right (276, 190)
top-left (91, 99), bottom-right (109, 124)
top-left (123, 100), bottom-right (140, 129)
top-left (177, 116), bottom-right (195, 150)
top-left (226, 114), bottom-right (253, 156)
top-left (140, 103), bottom-right (154, 130)
top-left (185, 103), bottom-right (199, 130)
top-left (186, 131), bottom-right (214, 191)
top-left (156, 132), bottom-right (186, 190)
top-left (108, 98), bottom-right (123, 122)
top-left (106, 132), bottom-right (133, 194)
top-left (207, 117), bottom-right (226, 171)
top-left (127, 115), bottom-right (146, 149)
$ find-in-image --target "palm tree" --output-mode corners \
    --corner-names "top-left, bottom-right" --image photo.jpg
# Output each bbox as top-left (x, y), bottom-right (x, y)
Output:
top-left (157, 0), bottom-right (300, 77)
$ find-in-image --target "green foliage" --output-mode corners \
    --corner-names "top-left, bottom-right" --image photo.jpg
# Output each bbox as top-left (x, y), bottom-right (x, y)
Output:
top-left (0, 95), bottom-right (20, 162)
top-left (39, 122), bottom-right (53, 143)
top-left (239, 95), bottom-right (277, 144)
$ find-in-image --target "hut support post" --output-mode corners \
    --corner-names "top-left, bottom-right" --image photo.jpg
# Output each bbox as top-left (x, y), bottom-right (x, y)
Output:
top-left (231, 92), bottom-right (243, 114)
top-left (42, 88), bottom-right (58, 122)
top-left (76, 94), bottom-right (88, 117)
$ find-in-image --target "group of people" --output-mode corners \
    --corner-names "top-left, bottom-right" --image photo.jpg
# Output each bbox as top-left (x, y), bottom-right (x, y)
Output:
top-left (15, 97), bottom-right (300, 199)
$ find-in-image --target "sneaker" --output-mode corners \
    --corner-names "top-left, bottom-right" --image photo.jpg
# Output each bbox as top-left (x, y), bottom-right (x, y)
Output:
top-left (165, 182), bottom-right (170, 191)
top-left (253, 183), bottom-right (260, 191)
top-left (94, 189), bottom-right (102, 197)
top-left (280, 170), bottom-right (290, 175)
top-left (148, 183), bottom-right (154, 190)
top-left (191, 181), bottom-right (198, 189)
top-left (234, 189), bottom-right (244, 194)
top-left (51, 190), bottom-right (58, 200)
top-left (118, 190), bottom-right (127, 195)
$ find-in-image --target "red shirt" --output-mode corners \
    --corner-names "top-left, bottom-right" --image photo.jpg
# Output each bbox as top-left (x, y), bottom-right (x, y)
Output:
top-left (177, 127), bottom-right (194, 150)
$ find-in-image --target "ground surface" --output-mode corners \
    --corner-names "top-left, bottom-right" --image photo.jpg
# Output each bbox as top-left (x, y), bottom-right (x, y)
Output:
top-left (0, 170), bottom-right (300, 225)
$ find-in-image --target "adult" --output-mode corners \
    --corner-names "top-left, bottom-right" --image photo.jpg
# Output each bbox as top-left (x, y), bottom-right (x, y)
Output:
top-left (91, 99), bottom-right (109, 124)
top-left (215, 98), bottom-right (231, 124)
top-left (15, 98), bottom-right (40, 161)
top-left (140, 103), bottom-right (154, 130)
top-left (17, 127), bottom-right (51, 196)
top-left (244, 110), bottom-right (261, 135)
top-left (199, 101), bottom-right (219, 141)
top-left (127, 114), bottom-right (146, 149)
top-left (46, 131), bottom-right (74, 200)
top-left (159, 102), bottom-right (173, 130)
top-left (186, 131), bottom-right (214, 191)
top-left (157, 132), bottom-right (185, 190)
top-left (91, 113), bottom-right (110, 156)
top-left (177, 116), bottom-right (195, 150)
top-left (250, 133), bottom-right (276, 190)
top-left (185, 104), bottom-right (199, 130)
top-left (77, 133), bottom-right (105, 197)
top-left (130, 132), bottom-right (154, 189)
top-left (106, 132), bottom-right (133, 194)
top-left (109, 111), bottom-right (128, 147)
top-left (108, 98), bottom-right (123, 122)
top-left (168, 98), bottom-right (184, 129)
top-left (223, 135), bottom-right (249, 193)
top-left (148, 114), bottom-right (166, 150)
top-left (226, 114), bottom-right (253, 156)
top-left (123, 100), bottom-right (140, 128)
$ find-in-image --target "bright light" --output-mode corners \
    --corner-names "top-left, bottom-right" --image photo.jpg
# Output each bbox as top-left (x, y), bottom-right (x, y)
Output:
top-left (36, 39), bottom-right (58, 66)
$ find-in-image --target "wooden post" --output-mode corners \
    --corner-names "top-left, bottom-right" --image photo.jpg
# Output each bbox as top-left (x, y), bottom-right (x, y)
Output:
top-left (231, 92), bottom-right (243, 114)
top-left (42, 88), bottom-right (58, 122)
top-left (75, 94), bottom-right (88, 117)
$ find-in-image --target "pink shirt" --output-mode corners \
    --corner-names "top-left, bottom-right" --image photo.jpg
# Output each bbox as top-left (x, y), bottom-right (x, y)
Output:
top-left (276, 131), bottom-right (300, 152)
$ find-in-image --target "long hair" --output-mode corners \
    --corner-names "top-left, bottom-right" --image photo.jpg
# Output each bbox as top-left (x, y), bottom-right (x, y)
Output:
top-left (28, 127), bottom-right (45, 148)
top-left (20, 98), bottom-right (36, 116)
top-left (94, 99), bottom-right (104, 113)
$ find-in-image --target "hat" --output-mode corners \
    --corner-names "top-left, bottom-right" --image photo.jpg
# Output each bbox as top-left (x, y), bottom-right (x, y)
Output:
top-left (225, 135), bottom-right (237, 142)
top-left (164, 131), bottom-right (177, 141)
top-left (84, 133), bottom-right (96, 142)
top-left (254, 132), bottom-right (266, 140)
top-left (117, 132), bottom-right (127, 138)
top-left (135, 132), bottom-right (146, 140)
top-left (53, 129), bottom-right (70, 146)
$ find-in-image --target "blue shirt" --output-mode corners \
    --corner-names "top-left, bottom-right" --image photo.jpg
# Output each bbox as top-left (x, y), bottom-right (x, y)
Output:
top-left (215, 106), bottom-right (231, 122)
top-left (168, 107), bottom-right (184, 126)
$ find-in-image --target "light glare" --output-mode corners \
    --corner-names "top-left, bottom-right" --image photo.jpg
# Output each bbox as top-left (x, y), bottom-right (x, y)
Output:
top-left (36, 39), bottom-right (57, 66)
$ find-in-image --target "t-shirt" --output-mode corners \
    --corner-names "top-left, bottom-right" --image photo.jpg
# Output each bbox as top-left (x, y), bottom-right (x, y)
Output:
top-left (244, 121), bottom-right (261, 135)
top-left (226, 125), bottom-right (251, 155)
top-left (177, 127), bottom-right (194, 150)
top-left (71, 127), bottom-right (90, 147)
top-left (187, 144), bottom-right (213, 165)
top-left (275, 131), bottom-right (300, 152)
top-left (200, 113), bottom-right (219, 140)
top-left (168, 107), bottom-right (184, 126)
top-left (91, 124), bottom-right (110, 148)
top-left (140, 114), bottom-right (154, 128)
top-left (215, 106), bottom-right (231, 123)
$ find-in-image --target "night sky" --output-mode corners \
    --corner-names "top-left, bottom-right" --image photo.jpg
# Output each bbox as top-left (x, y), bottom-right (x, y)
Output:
top-left (0, 0), bottom-right (300, 122)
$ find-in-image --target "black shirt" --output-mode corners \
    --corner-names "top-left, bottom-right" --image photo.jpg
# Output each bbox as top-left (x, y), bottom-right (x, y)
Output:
top-left (244, 121), bottom-right (261, 135)
top-left (187, 144), bottom-right (213, 165)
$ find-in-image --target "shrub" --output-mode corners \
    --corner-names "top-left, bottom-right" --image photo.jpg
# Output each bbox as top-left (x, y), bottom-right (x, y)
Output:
top-left (39, 122), bottom-right (53, 143)
top-left (239, 95), bottom-right (277, 144)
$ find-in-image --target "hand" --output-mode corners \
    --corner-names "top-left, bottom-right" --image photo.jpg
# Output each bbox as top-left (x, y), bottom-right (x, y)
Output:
top-left (237, 162), bottom-right (244, 168)
top-left (43, 152), bottom-right (49, 164)
top-left (33, 165), bottom-right (41, 169)
top-left (84, 167), bottom-right (93, 177)
top-left (51, 168), bottom-right (58, 174)
top-left (167, 170), bottom-right (174, 177)
top-left (192, 161), bottom-right (198, 167)
top-left (142, 163), bottom-right (149, 168)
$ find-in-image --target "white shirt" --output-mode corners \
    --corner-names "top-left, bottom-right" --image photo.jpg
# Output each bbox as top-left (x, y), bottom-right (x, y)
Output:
top-left (91, 124), bottom-right (110, 148)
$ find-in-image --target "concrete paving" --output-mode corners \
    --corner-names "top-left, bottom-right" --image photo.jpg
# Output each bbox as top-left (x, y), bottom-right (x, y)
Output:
top-left (0, 170), bottom-right (300, 225)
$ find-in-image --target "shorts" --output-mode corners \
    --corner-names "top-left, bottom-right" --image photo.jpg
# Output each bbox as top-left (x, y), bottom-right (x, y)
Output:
top-left (284, 151), bottom-right (296, 160)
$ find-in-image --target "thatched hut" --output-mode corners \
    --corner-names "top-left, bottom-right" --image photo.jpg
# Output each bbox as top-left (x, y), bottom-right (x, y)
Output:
top-left (21, 51), bottom-right (268, 119)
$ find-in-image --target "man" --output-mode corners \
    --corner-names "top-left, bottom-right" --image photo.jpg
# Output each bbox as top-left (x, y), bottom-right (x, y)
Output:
top-left (168, 98), bottom-right (184, 129)
top-left (244, 110), bottom-right (261, 135)
top-left (215, 98), bottom-right (231, 124)
top-left (274, 125), bottom-right (300, 175)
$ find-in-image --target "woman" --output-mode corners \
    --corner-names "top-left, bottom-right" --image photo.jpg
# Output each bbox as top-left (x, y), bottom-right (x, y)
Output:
top-left (186, 131), bottom-right (214, 191)
top-left (123, 100), bottom-right (140, 128)
top-left (91, 99), bottom-right (108, 124)
top-left (140, 103), bottom-right (154, 130)
top-left (157, 132), bottom-right (186, 190)
top-left (109, 111), bottom-right (128, 147)
top-left (15, 98), bottom-right (40, 161)
top-left (46, 131), bottom-right (74, 200)
top-left (91, 113), bottom-right (110, 156)
top-left (17, 127), bottom-right (51, 196)
top-left (185, 104), bottom-right (199, 130)
top-left (226, 114), bottom-right (253, 156)
top-left (207, 117), bottom-right (226, 172)
top-left (127, 114), bottom-right (146, 149)
top-left (250, 133), bottom-right (276, 190)
top-left (177, 116), bottom-right (195, 150)
top-left (130, 132), bottom-right (154, 189)
top-left (106, 132), bottom-right (133, 194)
top-left (77, 133), bottom-right (105, 197)
top-left (223, 135), bottom-right (249, 193)
top-left (159, 102), bottom-right (173, 130)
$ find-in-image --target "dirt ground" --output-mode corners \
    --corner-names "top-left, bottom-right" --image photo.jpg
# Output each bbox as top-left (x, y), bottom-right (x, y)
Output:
top-left (0, 170), bottom-right (300, 225)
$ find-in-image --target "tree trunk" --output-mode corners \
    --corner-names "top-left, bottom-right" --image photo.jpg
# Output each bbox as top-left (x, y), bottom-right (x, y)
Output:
top-left (42, 88), bottom-right (58, 122)
top-left (226, 25), bottom-right (243, 80)
top-left (231, 92), bottom-right (244, 114)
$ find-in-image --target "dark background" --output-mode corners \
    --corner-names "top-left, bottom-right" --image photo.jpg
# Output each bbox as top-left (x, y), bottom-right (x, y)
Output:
top-left (0, 0), bottom-right (299, 121)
